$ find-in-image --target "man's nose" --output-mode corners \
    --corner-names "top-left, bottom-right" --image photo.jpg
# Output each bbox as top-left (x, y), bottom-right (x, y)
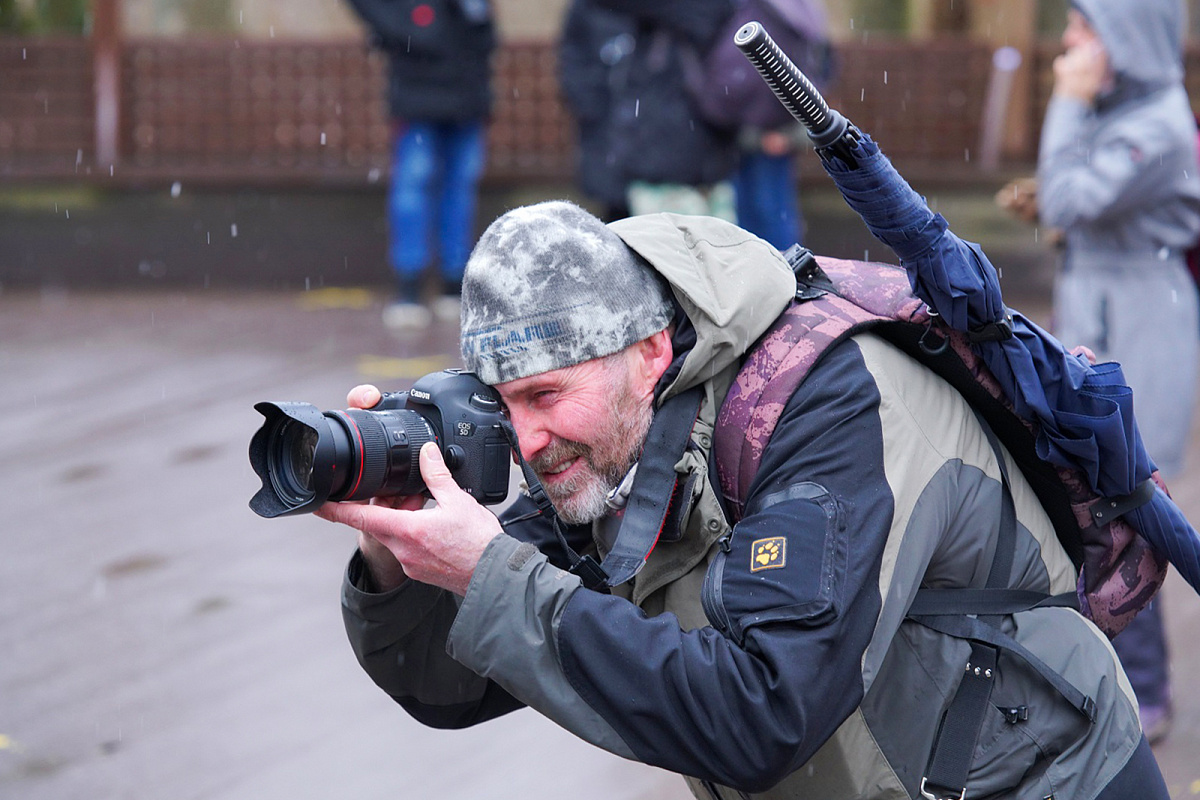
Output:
top-left (506, 406), bottom-right (550, 460)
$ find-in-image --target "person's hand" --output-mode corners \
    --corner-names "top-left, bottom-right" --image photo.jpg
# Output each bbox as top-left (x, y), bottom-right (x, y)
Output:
top-left (346, 383), bottom-right (382, 411)
top-left (1070, 344), bottom-right (1098, 365)
top-left (995, 177), bottom-right (1041, 224)
top-left (1052, 40), bottom-right (1108, 104)
top-left (760, 130), bottom-right (793, 157)
top-left (316, 441), bottom-right (503, 596)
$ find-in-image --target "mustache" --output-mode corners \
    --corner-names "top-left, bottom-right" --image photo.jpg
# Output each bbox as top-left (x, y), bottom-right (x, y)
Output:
top-left (528, 438), bottom-right (591, 475)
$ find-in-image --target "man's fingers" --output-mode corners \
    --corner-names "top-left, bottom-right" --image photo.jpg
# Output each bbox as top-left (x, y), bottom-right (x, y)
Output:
top-left (315, 500), bottom-right (398, 537)
top-left (347, 384), bottom-right (382, 409)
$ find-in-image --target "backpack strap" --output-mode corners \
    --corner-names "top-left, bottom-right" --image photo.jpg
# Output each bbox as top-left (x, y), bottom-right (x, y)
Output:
top-left (914, 414), bottom-right (1012, 800)
top-left (713, 251), bottom-right (928, 521)
top-left (914, 413), bottom-right (1091, 800)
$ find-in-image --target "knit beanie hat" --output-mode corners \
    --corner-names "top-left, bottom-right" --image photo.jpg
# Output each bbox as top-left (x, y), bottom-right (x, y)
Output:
top-left (460, 200), bottom-right (675, 385)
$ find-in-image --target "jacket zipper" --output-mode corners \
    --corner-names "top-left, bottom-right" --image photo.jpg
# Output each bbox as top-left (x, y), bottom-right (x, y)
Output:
top-left (701, 534), bottom-right (733, 634)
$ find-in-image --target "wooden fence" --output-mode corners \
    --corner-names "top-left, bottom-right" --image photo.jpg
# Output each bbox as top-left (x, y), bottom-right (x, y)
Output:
top-left (8, 34), bottom-right (1183, 187)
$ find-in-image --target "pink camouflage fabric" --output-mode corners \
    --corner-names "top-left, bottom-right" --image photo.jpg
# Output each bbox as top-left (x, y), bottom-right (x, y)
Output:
top-left (713, 255), bottom-right (1167, 639)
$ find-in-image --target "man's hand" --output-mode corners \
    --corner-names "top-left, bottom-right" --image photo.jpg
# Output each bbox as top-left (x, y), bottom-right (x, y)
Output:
top-left (316, 441), bottom-right (503, 596)
top-left (1053, 41), bottom-right (1108, 104)
top-left (315, 384), bottom-right (503, 595)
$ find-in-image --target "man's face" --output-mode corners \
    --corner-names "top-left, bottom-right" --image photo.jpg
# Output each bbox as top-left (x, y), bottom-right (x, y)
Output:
top-left (495, 352), bottom-right (654, 525)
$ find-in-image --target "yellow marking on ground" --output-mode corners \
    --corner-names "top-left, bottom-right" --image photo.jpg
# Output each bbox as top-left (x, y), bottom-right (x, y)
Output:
top-left (357, 355), bottom-right (455, 381)
top-left (1190, 778), bottom-right (1200, 794)
top-left (295, 287), bottom-right (378, 311)
top-left (0, 734), bottom-right (19, 751)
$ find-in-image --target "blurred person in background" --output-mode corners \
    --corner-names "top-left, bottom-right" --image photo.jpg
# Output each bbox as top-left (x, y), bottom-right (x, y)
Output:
top-left (345, 0), bottom-right (496, 330)
top-left (688, 0), bottom-right (836, 251)
top-left (1036, 0), bottom-right (1200, 745)
top-left (575, 0), bottom-right (739, 220)
top-left (557, 0), bottom-right (637, 222)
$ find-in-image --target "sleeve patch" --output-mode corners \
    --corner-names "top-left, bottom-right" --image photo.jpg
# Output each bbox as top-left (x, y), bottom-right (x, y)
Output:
top-left (750, 537), bottom-right (787, 572)
top-left (703, 482), bottom-right (849, 644)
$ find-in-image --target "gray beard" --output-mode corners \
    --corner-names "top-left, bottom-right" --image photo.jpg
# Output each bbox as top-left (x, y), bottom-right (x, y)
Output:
top-left (534, 388), bottom-right (654, 526)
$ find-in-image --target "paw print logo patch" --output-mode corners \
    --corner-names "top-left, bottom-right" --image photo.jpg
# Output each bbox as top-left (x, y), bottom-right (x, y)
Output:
top-left (750, 537), bottom-right (786, 572)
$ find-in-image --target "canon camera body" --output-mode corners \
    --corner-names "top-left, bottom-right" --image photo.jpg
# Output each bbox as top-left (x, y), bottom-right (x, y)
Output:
top-left (248, 369), bottom-right (511, 518)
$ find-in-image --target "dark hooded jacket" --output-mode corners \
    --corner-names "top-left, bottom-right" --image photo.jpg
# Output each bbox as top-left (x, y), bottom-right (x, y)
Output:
top-left (581, 0), bottom-right (739, 188)
top-left (344, 0), bottom-right (495, 121)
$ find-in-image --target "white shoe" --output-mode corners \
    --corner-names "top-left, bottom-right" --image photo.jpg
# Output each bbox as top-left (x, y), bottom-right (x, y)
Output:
top-left (433, 294), bottom-right (461, 323)
top-left (382, 302), bottom-right (432, 330)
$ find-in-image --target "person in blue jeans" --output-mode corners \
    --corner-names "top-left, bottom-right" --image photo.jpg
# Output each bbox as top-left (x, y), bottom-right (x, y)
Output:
top-left (702, 0), bottom-right (835, 252)
top-left (389, 120), bottom-right (486, 325)
top-left (344, 0), bottom-right (496, 329)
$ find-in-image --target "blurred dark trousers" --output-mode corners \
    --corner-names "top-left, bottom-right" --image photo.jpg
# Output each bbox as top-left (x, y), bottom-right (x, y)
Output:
top-left (1112, 597), bottom-right (1170, 709)
top-left (1094, 736), bottom-right (1169, 799)
top-left (733, 150), bottom-right (803, 251)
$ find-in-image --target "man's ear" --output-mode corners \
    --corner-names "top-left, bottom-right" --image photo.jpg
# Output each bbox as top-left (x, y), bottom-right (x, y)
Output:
top-left (631, 328), bottom-right (674, 397)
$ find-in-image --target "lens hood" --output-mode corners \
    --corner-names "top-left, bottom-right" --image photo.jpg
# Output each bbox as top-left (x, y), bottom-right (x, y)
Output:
top-left (248, 402), bottom-right (346, 518)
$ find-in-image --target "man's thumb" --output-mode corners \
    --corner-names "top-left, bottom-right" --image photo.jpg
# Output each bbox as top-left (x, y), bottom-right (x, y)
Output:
top-left (419, 441), bottom-right (456, 494)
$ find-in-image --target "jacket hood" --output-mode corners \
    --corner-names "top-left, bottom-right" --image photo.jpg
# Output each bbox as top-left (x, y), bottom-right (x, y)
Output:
top-left (608, 213), bottom-right (796, 401)
top-left (1073, 0), bottom-right (1184, 88)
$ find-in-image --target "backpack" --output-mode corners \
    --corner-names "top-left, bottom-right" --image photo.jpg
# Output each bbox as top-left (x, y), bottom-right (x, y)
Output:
top-left (685, 0), bottom-right (835, 130)
top-left (713, 248), bottom-right (1169, 641)
top-left (713, 247), bottom-right (1170, 796)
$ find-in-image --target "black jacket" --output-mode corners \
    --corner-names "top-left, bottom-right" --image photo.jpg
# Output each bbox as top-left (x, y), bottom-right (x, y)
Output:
top-left (577, 0), bottom-right (737, 188)
top-left (345, 0), bottom-right (495, 121)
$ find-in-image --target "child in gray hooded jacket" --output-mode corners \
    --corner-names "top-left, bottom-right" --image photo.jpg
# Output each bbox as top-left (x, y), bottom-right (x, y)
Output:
top-left (1038, 0), bottom-right (1200, 744)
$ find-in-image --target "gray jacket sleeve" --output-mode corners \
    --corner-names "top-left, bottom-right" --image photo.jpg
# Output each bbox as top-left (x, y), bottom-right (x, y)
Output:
top-left (341, 528), bottom-right (641, 756)
top-left (1037, 91), bottom-right (1196, 230)
top-left (341, 547), bottom-right (528, 727)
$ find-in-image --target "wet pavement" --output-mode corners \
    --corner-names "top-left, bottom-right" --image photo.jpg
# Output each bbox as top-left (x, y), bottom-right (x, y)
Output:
top-left (1, 184), bottom-right (1198, 798)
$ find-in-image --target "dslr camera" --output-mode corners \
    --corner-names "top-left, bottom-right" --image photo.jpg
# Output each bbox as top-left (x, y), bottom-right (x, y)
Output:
top-left (248, 369), bottom-right (512, 518)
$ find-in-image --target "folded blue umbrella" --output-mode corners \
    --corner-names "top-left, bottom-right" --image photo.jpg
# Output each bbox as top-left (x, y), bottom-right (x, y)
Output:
top-left (820, 133), bottom-right (1200, 594)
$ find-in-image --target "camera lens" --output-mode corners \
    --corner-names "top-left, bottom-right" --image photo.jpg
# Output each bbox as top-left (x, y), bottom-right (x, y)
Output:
top-left (249, 401), bottom-right (438, 518)
top-left (332, 409), bottom-right (437, 501)
top-left (287, 424), bottom-right (317, 491)
top-left (268, 418), bottom-right (321, 502)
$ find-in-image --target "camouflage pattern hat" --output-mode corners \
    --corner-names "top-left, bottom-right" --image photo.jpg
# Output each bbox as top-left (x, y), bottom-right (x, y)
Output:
top-left (459, 200), bottom-right (674, 385)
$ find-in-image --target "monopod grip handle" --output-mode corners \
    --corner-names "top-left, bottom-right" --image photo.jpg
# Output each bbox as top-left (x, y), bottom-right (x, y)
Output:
top-left (734, 21), bottom-right (859, 165)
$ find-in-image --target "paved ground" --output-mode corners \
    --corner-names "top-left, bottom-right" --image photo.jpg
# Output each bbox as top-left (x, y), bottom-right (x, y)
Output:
top-left (1, 183), bottom-right (1198, 798)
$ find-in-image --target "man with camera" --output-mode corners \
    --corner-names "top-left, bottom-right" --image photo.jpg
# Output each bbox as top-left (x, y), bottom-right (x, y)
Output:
top-left (313, 200), bottom-right (1165, 798)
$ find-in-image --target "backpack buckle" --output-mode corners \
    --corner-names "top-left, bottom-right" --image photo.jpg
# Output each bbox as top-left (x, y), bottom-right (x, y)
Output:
top-left (920, 778), bottom-right (966, 800)
top-left (967, 314), bottom-right (1014, 343)
top-left (783, 244), bottom-right (834, 300)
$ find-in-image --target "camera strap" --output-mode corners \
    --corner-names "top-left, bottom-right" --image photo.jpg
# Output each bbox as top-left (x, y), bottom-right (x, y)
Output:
top-left (499, 386), bottom-right (704, 591)
top-left (595, 385), bottom-right (704, 587)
